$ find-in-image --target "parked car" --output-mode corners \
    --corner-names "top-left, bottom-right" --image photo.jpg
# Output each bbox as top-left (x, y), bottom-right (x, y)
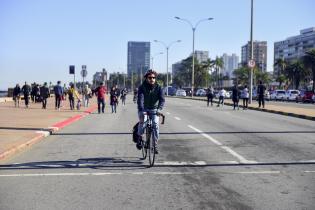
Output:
top-left (285, 89), bottom-right (299, 101)
top-left (270, 90), bottom-right (286, 101)
top-left (195, 89), bottom-right (206, 96)
top-left (225, 91), bottom-right (231, 99)
top-left (163, 86), bottom-right (177, 96)
top-left (296, 90), bottom-right (314, 103)
top-left (176, 89), bottom-right (187, 97)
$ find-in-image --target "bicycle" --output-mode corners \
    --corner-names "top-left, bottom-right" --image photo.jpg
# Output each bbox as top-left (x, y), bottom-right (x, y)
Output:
top-left (141, 111), bottom-right (165, 167)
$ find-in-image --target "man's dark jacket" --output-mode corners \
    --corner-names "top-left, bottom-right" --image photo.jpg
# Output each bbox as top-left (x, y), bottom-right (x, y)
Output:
top-left (137, 81), bottom-right (165, 112)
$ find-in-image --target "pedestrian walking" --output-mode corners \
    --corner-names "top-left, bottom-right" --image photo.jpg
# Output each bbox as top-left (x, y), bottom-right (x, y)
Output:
top-left (257, 80), bottom-right (266, 108)
top-left (35, 84), bottom-right (41, 102)
top-left (53, 81), bottom-right (63, 110)
top-left (40, 82), bottom-right (50, 109)
top-left (217, 88), bottom-right (226, 107)
top-left (21, 82), bottom-right (31, 108)
top-left (31, 83), bottom-right (36, 103)
top-left (206, 86), bottom-right (214, 107)
top-left (232, 85), bottom-right (240, 110)
top-left (68, 84), bottom-right (80, 110)
top-left (82, 84), bottom-right (92, 107)
top-left (110, 86), bottom-right (119, 113)
top-left (13, 84), bottom-right (21, 107)
top-left (242, 85), bottom-right (249, 109)
top-left (94, 82), bottom-right (106, 114)
top-left (120, 88), bottom-right (127, 106)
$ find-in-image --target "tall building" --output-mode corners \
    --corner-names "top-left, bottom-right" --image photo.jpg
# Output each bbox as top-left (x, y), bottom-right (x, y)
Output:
top-left (127, 41), bottom-right (150, 77)
top-left (92, 68), bottom-right (107, 88)
top-left (274, 27), bottom-right (315, 75)
top-left (221, 53), bottom-right (239, 78)
top-left (241, 41), bottom-right (267, 72)
top-left (190, 50), bottom-right (209, 63)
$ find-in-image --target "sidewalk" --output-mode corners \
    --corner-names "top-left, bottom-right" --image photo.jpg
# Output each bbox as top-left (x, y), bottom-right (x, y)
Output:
top-left (0, 96), bottom-right (100, 161)
top-left (173, 96), bottom-right (315, 121)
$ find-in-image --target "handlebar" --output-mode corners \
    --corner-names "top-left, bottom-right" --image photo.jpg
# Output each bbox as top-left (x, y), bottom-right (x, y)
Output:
top-left (143, 112), bottom-right (165, 125)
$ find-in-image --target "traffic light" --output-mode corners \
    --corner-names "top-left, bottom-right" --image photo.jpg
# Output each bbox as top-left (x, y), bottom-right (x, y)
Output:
top-left (69, 65), bottom-right (75, 74)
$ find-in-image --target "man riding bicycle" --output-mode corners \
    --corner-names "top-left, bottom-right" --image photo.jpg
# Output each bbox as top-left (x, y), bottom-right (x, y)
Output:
top-left (136, 69), bottom-right (165, 154)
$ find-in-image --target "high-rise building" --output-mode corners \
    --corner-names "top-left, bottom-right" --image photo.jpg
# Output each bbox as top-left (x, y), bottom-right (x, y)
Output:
top-left (241, 41), bottom-right (267, 72)
top-left (221, 53), bottom-right (239, 78)
top-left (190, 50), bottom-right (209, 63)
top-left (274, 27), bottom-right (315, 75)
top-left (127, 41), bottom-right (150, 77)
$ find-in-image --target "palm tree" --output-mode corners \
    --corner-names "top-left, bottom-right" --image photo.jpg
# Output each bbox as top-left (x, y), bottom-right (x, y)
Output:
top-left (274, 58), bottom-right (287, 88)
top-left (213, 56), bottom-right (224, 88)
top-left (285, 60), bottom-right (308, 89)
top-left (303, 48), bottom-right (315, 91)
top-left (233, 67), bottom-right (249, 85)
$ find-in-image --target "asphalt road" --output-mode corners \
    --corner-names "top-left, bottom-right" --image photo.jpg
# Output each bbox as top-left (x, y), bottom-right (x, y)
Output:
top-left (1, 96), bottom-right (315, 210)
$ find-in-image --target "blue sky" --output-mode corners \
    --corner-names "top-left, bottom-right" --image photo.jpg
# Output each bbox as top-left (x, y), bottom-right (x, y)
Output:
top-left (1, 0), bottom-right (314, 90)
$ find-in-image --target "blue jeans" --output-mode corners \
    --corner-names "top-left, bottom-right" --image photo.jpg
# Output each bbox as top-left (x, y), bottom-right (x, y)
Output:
top-left (111, 104), bottom-right (117, 113)
top-left (137, 109), bottom-right (159, 143)
top-left (97, 98), bottom-right (105, 113)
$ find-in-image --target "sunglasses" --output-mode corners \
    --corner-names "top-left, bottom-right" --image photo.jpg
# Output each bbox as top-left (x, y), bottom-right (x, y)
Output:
top-left (148, 77), bottom-right (156, 80)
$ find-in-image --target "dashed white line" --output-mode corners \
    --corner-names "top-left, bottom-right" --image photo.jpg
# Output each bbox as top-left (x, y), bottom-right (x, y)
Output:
top-left (174, 117), bottom-right (181, 121)
top-left (188, 125), bottom-right (257, 164)
top-left (188, 125), bottom-right (222, 146)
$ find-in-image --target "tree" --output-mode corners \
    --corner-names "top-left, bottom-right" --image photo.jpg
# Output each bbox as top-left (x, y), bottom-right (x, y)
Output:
top-left (233, 67), bottom-right (249, 85)
top-left (274, 58), bottom-right (287, 88)
top-left (285, 60), bottom-right (308, 89)
top-left (303, 48), bottom-right (315, 91)
top-left (213, 56), bottom-right (224, 88)
top-left (255, 71), bottom-right (271, 85)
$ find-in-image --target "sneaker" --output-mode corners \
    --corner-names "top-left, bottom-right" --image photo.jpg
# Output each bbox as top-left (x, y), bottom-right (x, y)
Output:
top-left (154, 146), bottom-right (159, 154)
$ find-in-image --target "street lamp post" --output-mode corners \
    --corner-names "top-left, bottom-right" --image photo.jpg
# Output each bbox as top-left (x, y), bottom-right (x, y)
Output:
top-left (151, 52), bottom-right (164, 69)
top-left (249, 0), bottom-right (254, 104)
top-left (154, 40), bottom-right (181, 96)
top-left (175, 16), bottom-right (213, 98)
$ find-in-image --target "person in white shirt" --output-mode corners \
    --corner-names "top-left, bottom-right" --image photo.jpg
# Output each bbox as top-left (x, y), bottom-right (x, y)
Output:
top-left (217, 88), bottom-right (226, 107)
top-left (242, 85), bottom-right (249, 109)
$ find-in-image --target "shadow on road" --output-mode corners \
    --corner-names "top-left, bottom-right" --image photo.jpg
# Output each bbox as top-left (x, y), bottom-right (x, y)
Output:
top-left (51, 130), bottom-right (315, 136)
top-left (0, 158), bottom-right (314, 171)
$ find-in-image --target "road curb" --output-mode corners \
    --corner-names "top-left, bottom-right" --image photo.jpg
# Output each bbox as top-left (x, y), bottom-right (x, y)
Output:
top-left (0, 105), bottom-right (98, 161)
top-left (170, 96), bottom-right (315, 121)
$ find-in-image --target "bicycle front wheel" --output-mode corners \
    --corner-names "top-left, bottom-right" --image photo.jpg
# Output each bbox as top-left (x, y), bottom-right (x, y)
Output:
top-left (148, 129), bottom-right (155, 167)
top-left (141, 129), bottom-right (148, 159)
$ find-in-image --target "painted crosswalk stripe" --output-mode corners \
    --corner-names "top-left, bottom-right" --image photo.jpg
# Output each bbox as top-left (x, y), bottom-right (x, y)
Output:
top-left (174, 117), bottom-right (181, 121)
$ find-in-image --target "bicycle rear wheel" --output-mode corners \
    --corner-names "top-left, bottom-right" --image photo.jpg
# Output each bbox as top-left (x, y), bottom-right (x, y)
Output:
top-left (148, 129), bottom-right (155, 167)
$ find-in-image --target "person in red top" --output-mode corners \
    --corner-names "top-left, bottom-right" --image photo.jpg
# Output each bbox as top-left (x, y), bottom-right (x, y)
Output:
top-left (94, 82), bottom-right (106, 114)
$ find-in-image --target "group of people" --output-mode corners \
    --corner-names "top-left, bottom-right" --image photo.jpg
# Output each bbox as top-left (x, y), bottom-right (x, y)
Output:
top-left (12, 81), bottom-right (93, 110)
top-left (92, 83), bottom-right (129, 114)
top-left (206, 80), bottom-right (266, 110)
top-left (12, 82), bottom-right (50, 109)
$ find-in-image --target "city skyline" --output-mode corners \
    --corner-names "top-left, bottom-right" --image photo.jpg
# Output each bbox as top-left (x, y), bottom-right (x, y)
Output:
top-left (1, 0), bottom-right (315, 90)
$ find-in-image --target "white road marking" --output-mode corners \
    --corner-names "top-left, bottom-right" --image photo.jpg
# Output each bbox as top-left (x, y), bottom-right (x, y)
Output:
top-left (166, 112), bottom-right (170, 115)
top-left (188, 125), bottom-right (257, 164)
top-left (174, 117), bottom-right (181, 121)
top-left (188, 125), bottom-right (222, 146)
top-left (304, 171), bottom-right (315, 173)
top-left (221, 146), bottom-right (257, 164)
top-left (35, 131), bottom-right (50, 137)
top-left (232, 171), bottom-right (280, 174)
